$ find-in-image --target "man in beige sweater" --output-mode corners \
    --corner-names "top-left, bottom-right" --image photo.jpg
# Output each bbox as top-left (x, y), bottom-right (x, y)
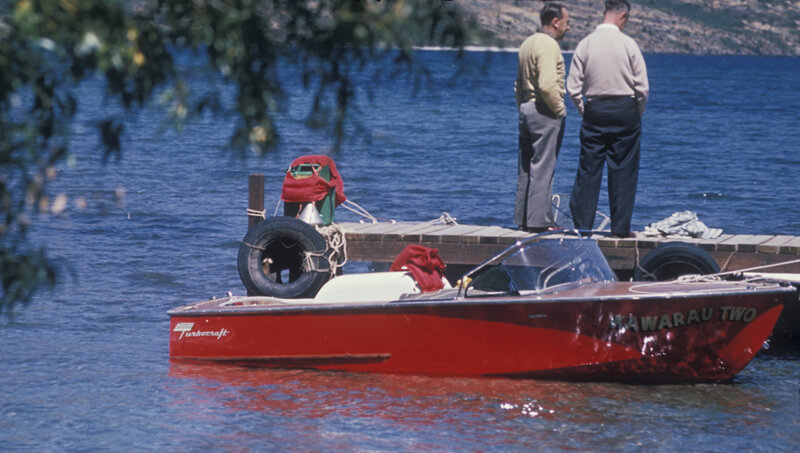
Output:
top-left (514, 2), bottom-right (571, 233)
top-left (566, 0), bottom-right (649, 237)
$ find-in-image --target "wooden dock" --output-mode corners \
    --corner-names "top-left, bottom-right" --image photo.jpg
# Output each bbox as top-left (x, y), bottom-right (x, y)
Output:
top-left (337, 221), bottom-right (800, 279)
top-left (245, 173), bottom-right (799, 278)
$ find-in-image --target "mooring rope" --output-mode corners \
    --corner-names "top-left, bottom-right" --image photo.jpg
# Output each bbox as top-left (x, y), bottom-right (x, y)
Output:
top-left (272, 199), bottom-right (282, 218)
top-left (714, 258), bottom-right (800, 278)
top-left (246, 208), bottom-right (266, 219)
top-left (302, 223), bottom-right (348, 277)
top-left (423, 212), bottom-right (458, 225)
top-left (340, 200), bottom-right (379, 224)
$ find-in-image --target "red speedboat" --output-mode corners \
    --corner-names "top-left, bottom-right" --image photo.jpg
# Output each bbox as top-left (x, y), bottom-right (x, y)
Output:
top-left (169, 232), bottom-right (794, 382)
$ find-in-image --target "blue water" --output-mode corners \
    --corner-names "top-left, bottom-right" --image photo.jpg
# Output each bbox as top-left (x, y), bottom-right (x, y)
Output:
top-left (2, 52), bottom-right (799, 451)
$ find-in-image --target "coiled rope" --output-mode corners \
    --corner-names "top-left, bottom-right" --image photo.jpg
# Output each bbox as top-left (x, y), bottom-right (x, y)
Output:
top-left (423, 212), bottom-right (458, 225)
top-left (257, 197), bottom-right (456, 277)
top-left (302, 223), bottom-right (348, 277)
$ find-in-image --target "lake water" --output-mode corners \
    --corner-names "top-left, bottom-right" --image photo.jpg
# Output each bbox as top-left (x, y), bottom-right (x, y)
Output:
top-left (2, 51), bottom-right (799, 451)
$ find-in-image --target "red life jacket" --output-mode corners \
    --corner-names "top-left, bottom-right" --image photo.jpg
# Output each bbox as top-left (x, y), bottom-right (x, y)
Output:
top-left (390, 245), bottom-right (447, 292)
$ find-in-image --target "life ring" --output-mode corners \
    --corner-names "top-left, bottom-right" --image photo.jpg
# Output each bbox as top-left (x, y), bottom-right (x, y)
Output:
top-left (633, 241), bottom-right (720, 281)
top-left (237, 217), bottom-right (331, 298)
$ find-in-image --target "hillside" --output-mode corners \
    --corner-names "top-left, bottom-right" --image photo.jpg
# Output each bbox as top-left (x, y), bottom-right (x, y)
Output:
top-left (458, 0), bottom-right (800, 56)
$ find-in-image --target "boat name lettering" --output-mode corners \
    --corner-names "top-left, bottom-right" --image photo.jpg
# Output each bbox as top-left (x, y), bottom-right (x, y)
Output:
top-left (172, 322), bottom-right (230, 340)
top-left (610, 306), bottom-right (757, 332)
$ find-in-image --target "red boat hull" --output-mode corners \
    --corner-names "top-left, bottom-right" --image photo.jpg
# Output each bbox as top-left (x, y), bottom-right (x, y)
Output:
top-left (169, 282), bottom-right (791, 382)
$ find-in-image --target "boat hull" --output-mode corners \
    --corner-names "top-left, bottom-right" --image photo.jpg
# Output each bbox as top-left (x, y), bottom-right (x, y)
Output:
top-left (169, 282), bottom-right (792, 382)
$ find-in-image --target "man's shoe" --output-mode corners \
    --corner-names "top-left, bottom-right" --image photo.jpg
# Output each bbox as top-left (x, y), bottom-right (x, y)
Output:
top-left (521, 225), bottom-right (559, 234)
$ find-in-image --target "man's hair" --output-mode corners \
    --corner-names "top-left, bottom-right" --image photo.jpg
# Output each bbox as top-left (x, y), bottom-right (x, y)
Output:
top-left (604, 0), bottom-right (631, 13)
top-left (540, 2), bottom-right (565, 27)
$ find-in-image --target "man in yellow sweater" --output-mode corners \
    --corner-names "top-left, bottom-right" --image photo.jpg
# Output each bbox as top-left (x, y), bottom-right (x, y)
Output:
top-left (514, 2), bottom-right (571, 233)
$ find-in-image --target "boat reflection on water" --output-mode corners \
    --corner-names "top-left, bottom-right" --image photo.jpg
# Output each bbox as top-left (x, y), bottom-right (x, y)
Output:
top-left (168, 361), bottom-right (565, 421)
top-left (166, 360), bottom-right (619, 436)
top-left (165, 360), bottom-right (789, 450)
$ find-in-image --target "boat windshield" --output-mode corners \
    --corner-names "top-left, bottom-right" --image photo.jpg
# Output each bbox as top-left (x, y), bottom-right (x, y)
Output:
top-left (463, 235), bottom-right (617, 297)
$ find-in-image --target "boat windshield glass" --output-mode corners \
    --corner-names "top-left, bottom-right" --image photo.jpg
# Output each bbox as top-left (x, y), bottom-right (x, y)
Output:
top-left (464, 236), bottom-right (616, 297)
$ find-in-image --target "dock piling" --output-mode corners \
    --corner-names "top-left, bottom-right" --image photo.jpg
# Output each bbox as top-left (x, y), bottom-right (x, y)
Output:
top-left (248, 173), bottom-right (265, 229)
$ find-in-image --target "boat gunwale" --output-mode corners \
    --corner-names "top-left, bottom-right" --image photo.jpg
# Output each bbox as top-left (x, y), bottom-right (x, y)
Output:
top-left (167, 281), bottom-right (795, 317)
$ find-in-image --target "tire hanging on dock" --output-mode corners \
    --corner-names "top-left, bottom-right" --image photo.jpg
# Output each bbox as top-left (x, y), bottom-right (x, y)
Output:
top-left (633, 241), bottom-right (720, 281)
top-left (238, 217), bottom-right (332, 298)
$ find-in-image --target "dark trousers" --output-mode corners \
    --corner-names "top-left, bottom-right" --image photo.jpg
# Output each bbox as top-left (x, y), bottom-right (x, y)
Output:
top-left (569, 97), bottom-right (641, 235)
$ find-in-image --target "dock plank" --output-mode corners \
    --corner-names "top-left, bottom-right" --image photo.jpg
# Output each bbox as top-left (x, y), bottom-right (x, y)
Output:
top-left (719, 234), bottom-right (770, 252)
top-left (337, 222), bottom-right (406, 238)
top-left (732, 235), bottom-right (775, 252)
top-left (364, 222), bottom-right (431, 235)
top-left (435, 225), bottom-right (490, 242)
top-left (338, 222), bottom-right (381, 233)
top-left (782, 237), bottom-right (800, 254)
top-left (465, 226), bottom-right (523, 241)
top-left (757, 235), bottom-right (795, 254)
top-left (632, 235), bottom-right (663, 249)
top-left (390, 223), bottom-right (461, 237)
top-left (713, 234), bottom-right (739, 252)
top-left (381, 223), bottom-right (458, 241)
top-left (700, 234), bottom-right (736, 251)
top-left (355, 222), bottom-right (421, 235)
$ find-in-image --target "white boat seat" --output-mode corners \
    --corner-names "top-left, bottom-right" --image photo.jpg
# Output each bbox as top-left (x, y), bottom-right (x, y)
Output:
top-left (313, 271), bottom-right (450, 303)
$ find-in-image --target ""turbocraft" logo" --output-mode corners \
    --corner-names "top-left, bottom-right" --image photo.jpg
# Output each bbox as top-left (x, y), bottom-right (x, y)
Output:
top-left (173, 322), bottom-right (230, 340)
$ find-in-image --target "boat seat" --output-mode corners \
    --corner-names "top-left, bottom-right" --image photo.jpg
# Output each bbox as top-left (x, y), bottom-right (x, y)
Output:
top-left (313, 272), bottom-right (450, 304)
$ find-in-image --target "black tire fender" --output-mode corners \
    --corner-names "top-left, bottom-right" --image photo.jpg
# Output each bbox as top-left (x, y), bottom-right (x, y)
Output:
top-left (237, 217), bottom-right (331, 298)
top-left (633, 241), bottom-right (720, 281)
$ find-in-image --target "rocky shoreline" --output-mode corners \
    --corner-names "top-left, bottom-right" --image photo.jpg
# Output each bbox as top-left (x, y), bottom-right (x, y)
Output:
top-left (458, 0), bottom-right (800, 56)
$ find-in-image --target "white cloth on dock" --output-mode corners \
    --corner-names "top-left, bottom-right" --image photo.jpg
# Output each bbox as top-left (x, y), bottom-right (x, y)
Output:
top-left (643, 211), bottom-right (723, 239)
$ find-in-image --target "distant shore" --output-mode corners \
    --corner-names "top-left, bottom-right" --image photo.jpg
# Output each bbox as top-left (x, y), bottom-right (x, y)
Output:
top-left (459, 0), bottom-right (800, 57)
